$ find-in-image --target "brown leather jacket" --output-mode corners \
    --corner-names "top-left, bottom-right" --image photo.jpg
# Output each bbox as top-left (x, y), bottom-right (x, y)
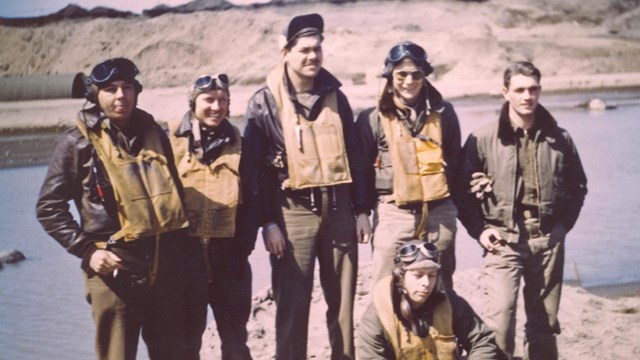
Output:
top-left (35, 107), bottom-right (182, 271)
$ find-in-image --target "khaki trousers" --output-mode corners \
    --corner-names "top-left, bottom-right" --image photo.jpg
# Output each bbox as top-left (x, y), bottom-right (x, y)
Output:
top-left (84, 233), bottom-right (189, 360)
top-left (371, 198), bottom-right (458, 288)
top-left (482, 225), bottom-right (565, 360)
top-left (272, 184), bottom-right (357, 360)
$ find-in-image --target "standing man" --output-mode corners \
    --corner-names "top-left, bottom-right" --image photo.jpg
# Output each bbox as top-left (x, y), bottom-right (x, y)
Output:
top-left (358, 240), bottom-right (503, 360)
top-left (355, 41), bottom-right (462, 288)
top-left (243, 13), bottom-right (373, 360)
top-left (457, 61), bottom-right (588, 360)
top-left (168, 73), bottom-right (253, 360)
top-left (36, 58), bottom-right (191, 359)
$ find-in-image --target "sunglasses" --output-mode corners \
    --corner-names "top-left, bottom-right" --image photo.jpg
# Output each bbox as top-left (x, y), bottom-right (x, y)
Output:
top-left (393, 70), bottom-right (426, 82)
top-left (388, 42), bottom-right (427, 63)
top-left (397, 242), bottom-right (439, 264)
top-left (194, 74), bottom-right (230, 91)
top-left (90, 58), bottom-right (139, 85)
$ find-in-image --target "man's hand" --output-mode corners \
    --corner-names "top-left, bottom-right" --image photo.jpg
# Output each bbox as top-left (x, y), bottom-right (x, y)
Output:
top-left (263, 223), bottom-right (286, 258)
top-left (89, 249), bottom-right (123, 275)
top-left (356, 213), bottom-right (372, 244)
top-left (479, 228), bottom-right (503, 255)
top-left (470, 172), bottom-right (494, 200)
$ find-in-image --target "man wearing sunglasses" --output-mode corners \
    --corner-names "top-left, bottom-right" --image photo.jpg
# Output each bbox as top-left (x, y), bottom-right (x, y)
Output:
top-left (358, 240), bottom-right (502, 359)
top-left (36, 58), bottom-right (192, 359)
top-left (243, 13), bottom-right (373, 360)
top-left (168, 74), bottom-right (253, 359)
top-left (355, 41), bottom-right (462, 289)
top-left (457, 61), bottom-right (587, 359)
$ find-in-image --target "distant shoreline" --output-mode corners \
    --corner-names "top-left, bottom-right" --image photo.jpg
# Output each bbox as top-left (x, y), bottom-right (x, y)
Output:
top-left (583, 281), bottom-right (640, 299)
top-left (1, 79), bottom-right (639, 169)
top-left (2, 72), bottom-right (640, 132)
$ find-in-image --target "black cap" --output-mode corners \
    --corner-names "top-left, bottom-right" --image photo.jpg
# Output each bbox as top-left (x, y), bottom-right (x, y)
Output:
top-left (281, 13), bottom-right (324, 49)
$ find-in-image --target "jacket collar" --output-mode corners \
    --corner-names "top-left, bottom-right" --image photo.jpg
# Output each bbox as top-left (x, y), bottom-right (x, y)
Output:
top-left (81, 106), bottom-right (146, 135)
top-left (280, 65), bottom-right (342, 120)
top-left (498, 102), bottom-right (557, 142)
top-left (392, 81), bottom-right (445, 136)
top-left (174, 111), bottom-right (235, 145)
top-left (424, 80), bottom-right (445, 114)
top-left (81, 106), bottom-right (104, 130)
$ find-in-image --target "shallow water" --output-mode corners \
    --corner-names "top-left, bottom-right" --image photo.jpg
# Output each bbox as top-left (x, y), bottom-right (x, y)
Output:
top-left (1, 89), bottom-right (639, 359)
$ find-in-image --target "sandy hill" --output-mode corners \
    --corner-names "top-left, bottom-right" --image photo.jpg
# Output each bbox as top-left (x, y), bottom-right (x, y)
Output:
top-left (1, 0), bottom-right (639, 94)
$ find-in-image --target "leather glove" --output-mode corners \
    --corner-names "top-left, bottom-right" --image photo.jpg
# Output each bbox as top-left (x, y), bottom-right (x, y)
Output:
top-left (469, 172), bottom-right (493, 200)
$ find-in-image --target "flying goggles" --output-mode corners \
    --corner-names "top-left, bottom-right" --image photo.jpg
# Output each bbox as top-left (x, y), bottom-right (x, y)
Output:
top-left (194, 74), bottom-right (230, 92)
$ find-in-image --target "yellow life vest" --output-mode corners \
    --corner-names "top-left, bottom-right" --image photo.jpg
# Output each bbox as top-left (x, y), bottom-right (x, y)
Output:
top-left (168, 116), bottom-right (242, 238)
top-left (379, 111), bottom-right (450, 206)
top-left (373, 276), bottom-right (458, 360)
top-left (76, 112), bottom-right (189, 241)
top-left (266, 64), bottom-right (352, 190)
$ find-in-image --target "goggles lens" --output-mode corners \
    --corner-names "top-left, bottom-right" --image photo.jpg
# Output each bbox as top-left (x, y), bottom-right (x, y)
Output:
top-left (388, 43), bottom-right (427, 63)
top-left (194, 74), bottom-right (230, 91)
top-left (398, 242), bottom-right (438, 264)
top-left (90, 58), bottom-right (139, 85)
top-left (393, 70), bottom-right (425, 82)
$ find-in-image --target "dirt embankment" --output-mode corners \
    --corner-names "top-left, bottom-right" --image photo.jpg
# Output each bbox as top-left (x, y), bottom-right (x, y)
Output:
top-left (1, 0), bottom-right (640, 91)
top-left (2, 0), bottom-right (640, 131)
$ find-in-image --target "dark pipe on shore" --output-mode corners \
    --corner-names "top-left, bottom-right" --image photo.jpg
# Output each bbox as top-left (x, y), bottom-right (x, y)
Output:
top-left (0, 73), bottom-right (87, 101)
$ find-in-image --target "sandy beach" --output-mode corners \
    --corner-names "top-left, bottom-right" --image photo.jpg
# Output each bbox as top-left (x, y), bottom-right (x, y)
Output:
top-left (199, 263), bottom-right (640, 359)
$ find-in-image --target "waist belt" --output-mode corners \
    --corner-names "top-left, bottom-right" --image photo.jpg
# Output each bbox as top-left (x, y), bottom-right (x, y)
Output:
top-left (282, 185), bottom-right (338, 212)
top-left (397, 202), bottom-right (423, 214)
top-left (381, 196), bottom-right (450, 213)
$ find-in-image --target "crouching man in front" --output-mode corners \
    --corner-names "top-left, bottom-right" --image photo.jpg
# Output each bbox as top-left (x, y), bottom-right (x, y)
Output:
top-left (358, 239), bottom-right (504, 360)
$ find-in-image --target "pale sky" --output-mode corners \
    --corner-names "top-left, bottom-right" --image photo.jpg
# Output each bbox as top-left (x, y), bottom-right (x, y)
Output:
top-left (0, 0), bottom-right (258, 18)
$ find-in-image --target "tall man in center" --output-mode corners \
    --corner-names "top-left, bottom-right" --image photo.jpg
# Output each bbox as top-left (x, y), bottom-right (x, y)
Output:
top-left (243, 13), bottom-right (373, 360)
